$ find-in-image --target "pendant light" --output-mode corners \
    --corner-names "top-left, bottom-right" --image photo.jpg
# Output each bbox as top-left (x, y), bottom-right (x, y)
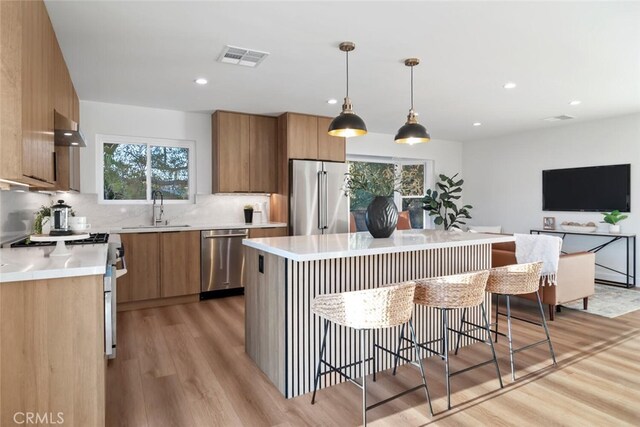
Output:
top-left (328, 42), bottom-right (367, 138)
top-left (395, 58), bottom-right (430, 145)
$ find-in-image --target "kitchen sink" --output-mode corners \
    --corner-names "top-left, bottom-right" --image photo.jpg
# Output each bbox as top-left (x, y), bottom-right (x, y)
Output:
top-left (122, 224), bottom-right (191, 229)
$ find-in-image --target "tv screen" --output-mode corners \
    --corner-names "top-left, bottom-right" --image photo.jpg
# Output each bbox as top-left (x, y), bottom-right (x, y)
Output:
top-left (542, 164), bottom-right (630, 212)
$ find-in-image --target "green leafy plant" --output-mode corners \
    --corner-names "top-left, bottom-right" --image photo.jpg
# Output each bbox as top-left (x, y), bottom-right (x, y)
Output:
top-left (244, 204), bottom-right (254, 210)
top-left (422, 173), bottom-right (472, 230)
top-left (601, 210), bottom-right (628, 225)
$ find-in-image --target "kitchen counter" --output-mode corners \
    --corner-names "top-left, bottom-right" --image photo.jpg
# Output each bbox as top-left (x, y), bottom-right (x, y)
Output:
top-left (0, 244), bottom-right (108, 283)
top-left (106, 222), bottom-right (287, 234)
top-left (243, 229), bottom-right (513, 261)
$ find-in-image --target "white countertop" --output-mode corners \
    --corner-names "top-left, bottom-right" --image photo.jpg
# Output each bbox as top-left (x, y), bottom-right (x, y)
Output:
top-left (0, 244), bottom-right (108, 283)
top-left (243, 229), bottom-right (514, 261)
top-left (105, 222), bottom-right (287, 234)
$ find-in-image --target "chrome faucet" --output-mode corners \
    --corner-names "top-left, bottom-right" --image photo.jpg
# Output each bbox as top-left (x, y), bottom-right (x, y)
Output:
top-left (152, 190), bottom-right (164, 226)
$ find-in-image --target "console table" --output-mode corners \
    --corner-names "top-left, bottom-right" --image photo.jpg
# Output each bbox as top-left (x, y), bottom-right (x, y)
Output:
top-left (530, 229), bottom-right (636, 288)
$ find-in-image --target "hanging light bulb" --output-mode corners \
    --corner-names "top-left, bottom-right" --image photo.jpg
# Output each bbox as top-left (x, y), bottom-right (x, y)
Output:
top-left (395, 58), bottom-right (430, 145)
top-left (328, 42), bottom-right (367, 138)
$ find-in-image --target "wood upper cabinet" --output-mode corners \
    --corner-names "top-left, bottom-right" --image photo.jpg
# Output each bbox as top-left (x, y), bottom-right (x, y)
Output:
top-left (0, 0), bottom-right (79, 187)
top-left (212, 111), bottom-right (277, 193)
top-left (317, 116), bottom-right (346, 162)
top-left (160, 231), bottom-right (200, 298)
top-left (117, 233), bottom-right (161, 303)
top-left (212, 111), bottom-right (250, 192)
top-left (21, 0), bottom-right (54, 184)
top-left (286, 113), bottom-right (318, 160)
top-left (284, 113), bottom-right (345, 162)
top-left (249, 115), bottom-right (277, 193)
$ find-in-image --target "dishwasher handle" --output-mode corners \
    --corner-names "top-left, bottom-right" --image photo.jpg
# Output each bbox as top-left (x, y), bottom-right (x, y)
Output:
top-left (204, 233), bottom-right (248, 239)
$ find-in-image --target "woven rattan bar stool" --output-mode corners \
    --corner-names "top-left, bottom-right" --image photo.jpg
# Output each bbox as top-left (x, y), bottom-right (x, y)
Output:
top-left (478, 262), bottom-right (557, 381)
top-left (393, 270), bottom-right (502, 410)
top-left (310, 282), bottom-right (432, 426)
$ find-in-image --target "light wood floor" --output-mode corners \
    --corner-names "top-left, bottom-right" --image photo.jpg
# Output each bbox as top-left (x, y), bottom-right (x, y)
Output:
top-left (107, 295), bottom-right (640, 426)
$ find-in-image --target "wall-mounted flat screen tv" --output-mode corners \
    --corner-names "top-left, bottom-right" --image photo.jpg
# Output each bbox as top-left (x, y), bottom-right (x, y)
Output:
top-left (542, 164), bottom-right (630, 212)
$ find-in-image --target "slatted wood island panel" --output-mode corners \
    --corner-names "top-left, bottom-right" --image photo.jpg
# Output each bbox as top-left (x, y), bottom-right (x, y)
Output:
top-left (243, 230), bottom-right (514, 398)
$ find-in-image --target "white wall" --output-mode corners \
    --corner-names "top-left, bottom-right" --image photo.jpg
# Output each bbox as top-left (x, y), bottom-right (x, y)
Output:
top-left (463, 113), bottom-right (640, 282)
top-left (79, 100), bottom-right (212, 194)
top-left (347, 132), bottom-right (464, 178)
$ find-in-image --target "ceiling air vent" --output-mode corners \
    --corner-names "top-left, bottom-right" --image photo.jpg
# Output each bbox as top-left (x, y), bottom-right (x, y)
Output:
top-left (543, 115), bottom-right (575, 122)
top-left (217, 45), bottom-right (269, 68)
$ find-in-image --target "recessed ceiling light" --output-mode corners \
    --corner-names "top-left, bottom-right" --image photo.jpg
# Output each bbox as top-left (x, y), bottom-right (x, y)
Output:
top-left (194, 78), bottom-right (208, 85)
top-left (569, 100), bottom-right (581, 106)
top-left (327, 99), bottom-right (338, 105)
top-left (64, 132), bottom-right (72, 136)
top-left (503, 82), bottom-right (517, 89)
top-left (473, 122), bottom-right (482, 127)
top-left (71, 142), bottom-right (79, 146)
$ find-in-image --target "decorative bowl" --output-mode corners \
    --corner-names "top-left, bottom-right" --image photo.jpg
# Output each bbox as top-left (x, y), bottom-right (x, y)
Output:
top-left (560, 225), bottom-right (597, 233)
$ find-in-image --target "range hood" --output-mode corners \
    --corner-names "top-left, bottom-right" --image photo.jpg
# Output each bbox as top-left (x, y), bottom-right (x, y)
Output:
top-left (54, 110), bottom-right (86, 147)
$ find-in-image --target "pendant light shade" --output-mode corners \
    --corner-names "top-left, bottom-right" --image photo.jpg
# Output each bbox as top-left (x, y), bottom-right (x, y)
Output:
top-left (328, 42), bottom-right (367, 138)
top-left (395, 58), bottom-right (430, 145)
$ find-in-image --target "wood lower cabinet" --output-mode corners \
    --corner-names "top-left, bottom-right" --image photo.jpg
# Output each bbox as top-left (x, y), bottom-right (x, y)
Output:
top-left (118, 231), bottom-right (200, 304)
top-left (212, 111), bottom-right (278, 193)
top-left (248, 227), bottom-right (288, 238)
top-left (117, 233), bottom-right (161, 303)
top-left (160, 231), bottom-right (200, 297)
top-left (0, 275), bottom-right (106, 426)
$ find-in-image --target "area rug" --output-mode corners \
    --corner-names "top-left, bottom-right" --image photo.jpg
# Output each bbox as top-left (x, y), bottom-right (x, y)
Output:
top-left (562, 284), bottom-right (640, 318)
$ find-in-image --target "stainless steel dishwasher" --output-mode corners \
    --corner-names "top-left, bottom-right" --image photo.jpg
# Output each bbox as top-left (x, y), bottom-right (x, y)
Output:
top-left (200, 229), bottom-right (248, 299)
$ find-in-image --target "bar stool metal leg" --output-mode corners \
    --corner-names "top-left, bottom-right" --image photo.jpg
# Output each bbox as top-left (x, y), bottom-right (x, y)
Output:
top-left (392, 323), bottom-right (405, 376)
top-left (360, 330), bottom-right (369, 426)
top-left (408, 319), bottom-right (434, 416)
top-left (441, 309), bottom-right (451, 410)
top-left (311, 319), bottom-right (330, 405)
top-left (535, 291), bottom-right (557, 366)
top-left (494, 293), bottom-right (500, 343)
top-left (505, 295), bottom-right (516, 381)
top-left (454, 307), bottom-right (467, 355)
top-left (480, 302), bottom-right (504, 389)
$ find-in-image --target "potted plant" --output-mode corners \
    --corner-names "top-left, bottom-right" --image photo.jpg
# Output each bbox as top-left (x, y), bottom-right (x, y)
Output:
top-left (601, 210), bottom-right (628, 234)
top-left (422, 173), bottom-right (472, 230)
top-left (343, 163), bottom-right (422, 238)
top-left (243, 204), bottom-right (254, 224)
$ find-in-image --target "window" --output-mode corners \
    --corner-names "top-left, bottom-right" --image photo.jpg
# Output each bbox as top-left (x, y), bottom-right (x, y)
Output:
top-left (97, 135), bottom-right (195, 203)
top-left (347, 157), bottom-right (432, 231)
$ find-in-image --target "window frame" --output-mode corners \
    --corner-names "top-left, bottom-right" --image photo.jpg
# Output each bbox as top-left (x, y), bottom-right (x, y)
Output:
top-left (96, 134), bottom-right (196, 204)
top-left (346, 155), bottom-right (435, 229)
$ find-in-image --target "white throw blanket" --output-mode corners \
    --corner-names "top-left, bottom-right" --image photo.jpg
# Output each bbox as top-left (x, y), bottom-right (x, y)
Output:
top-left (514, 233), bottom-right (562, 286)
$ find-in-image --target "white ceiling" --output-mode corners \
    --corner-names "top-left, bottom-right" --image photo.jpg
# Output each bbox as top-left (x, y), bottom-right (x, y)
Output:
top-left (45, 0), bottom-right (640, 142)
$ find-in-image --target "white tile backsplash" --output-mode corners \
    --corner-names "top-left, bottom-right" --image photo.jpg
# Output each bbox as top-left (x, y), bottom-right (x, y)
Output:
top-left (59, 193), bottom-right (271, 229)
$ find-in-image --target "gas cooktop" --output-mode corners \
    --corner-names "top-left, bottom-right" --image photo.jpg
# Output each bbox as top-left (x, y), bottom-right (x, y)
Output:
top-left (11, 233), bottom-right (109, 248)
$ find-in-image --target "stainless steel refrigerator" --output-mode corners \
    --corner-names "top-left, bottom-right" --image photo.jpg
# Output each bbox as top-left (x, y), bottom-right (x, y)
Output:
top-left (290, 160), bottom-right (350, 235)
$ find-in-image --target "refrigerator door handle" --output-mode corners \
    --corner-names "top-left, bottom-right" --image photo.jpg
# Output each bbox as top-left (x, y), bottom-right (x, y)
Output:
top-left (317, 171), bottom-right (324, 230)
top-left (322, 171), bottom-right (329, 229)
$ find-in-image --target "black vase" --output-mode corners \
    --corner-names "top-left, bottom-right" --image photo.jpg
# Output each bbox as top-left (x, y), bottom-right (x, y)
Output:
top-left (244, 209), bottom-right (253, 224)
top-left (365, 196), bottom-right (398, 238)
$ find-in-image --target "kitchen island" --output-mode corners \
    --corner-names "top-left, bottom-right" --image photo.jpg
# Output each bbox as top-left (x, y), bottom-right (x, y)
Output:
top-left (243, 229), bottom-right (513, 398)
